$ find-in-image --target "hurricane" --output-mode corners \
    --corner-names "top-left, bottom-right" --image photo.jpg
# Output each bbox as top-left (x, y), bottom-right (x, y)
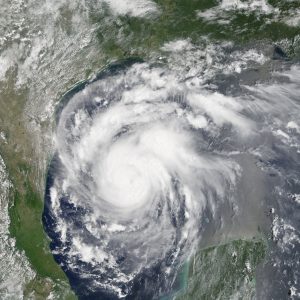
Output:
top-left (43, 60), bottom-right (300, 299)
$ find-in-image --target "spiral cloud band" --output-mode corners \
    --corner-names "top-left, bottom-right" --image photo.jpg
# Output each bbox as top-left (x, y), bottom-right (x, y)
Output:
top-left (44, 61), bottom-right (300, 299)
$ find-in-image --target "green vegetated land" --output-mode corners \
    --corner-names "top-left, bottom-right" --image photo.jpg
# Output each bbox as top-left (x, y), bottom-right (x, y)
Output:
top-left (90, 0), bottom-right (300, 62)
top-left (176, 239), bottom-right (266, 300)
top-left (0, 69), bottom-right (75, 299)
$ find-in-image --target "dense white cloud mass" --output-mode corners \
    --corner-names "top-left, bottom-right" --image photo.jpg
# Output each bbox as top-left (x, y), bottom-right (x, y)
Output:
top-left (103, 0), bottom-right (158, 17)
top-left (48, 62), bottom-right (246, 297)
top-left (45, 61), bottom-right (300, 298)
